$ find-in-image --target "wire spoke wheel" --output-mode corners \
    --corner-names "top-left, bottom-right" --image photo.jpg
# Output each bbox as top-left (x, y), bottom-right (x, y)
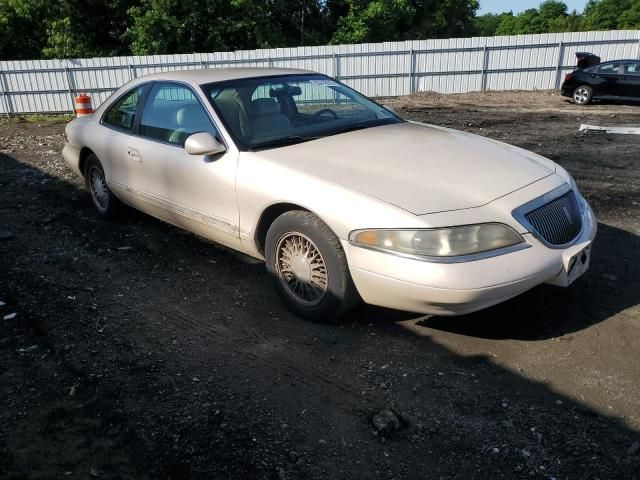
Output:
top-left (89, 165), bottom-right (109, 211)
top-left (276, 232), bottom-right (328, 306)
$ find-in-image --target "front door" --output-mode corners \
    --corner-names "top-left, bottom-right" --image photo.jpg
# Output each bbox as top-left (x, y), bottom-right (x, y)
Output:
top-left (621, 62), bottom-right (640, 99)
top-left (592, 62), bottom-right (623, 97)
top-left (110, 82), bottom-right (240, 249)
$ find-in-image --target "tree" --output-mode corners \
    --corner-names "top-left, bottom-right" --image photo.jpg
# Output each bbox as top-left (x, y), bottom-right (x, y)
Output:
top-left (582, 0), bottom-right (631, 29)
top-left (42, 0), bottom-right (140, 59)
top-left (331, 0), bottom-right (415, 44)
top-left (330, 0), bottom-right (478, 44)
top-left (494, 2), bottom-right (578, 35)
top-left (409, 0), bottom-right (480, 39)
top-left (538, 0), bottom-right (568, 20)
top-left (0, 0), bottom-right (53, 60)
top-left (473, 12), bottom-right (514, 36)
top-left (618, 0), bottom-right (640, 28)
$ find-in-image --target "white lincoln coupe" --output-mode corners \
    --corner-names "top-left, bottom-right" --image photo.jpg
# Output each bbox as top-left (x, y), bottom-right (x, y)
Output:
top-left (62, 68), bottom-right (597, 321)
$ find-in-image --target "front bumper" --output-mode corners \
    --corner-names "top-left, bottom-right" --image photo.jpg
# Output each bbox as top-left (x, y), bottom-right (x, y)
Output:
top-left (345, 204), bottom-right (597, 316)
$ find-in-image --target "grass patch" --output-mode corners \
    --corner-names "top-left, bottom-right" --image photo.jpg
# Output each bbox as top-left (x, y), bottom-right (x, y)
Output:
top-left (0, 113), bottom-right (75, 125)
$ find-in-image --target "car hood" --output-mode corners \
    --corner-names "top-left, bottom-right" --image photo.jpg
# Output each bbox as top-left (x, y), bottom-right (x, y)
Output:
top-left (253, 121), bottom-right (556, 215)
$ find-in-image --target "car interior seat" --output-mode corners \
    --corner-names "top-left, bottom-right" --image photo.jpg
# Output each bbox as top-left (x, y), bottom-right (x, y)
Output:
top-left (169, 104), bottom-right (215, 145)
top-left (212, 90), bottom-right (250, 141)
top-left (248, 98), bottom-right (292, 138)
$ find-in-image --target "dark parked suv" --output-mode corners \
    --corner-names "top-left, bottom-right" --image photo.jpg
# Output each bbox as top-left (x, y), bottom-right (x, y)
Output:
top-left (561, 52), bottom-right (640, 105)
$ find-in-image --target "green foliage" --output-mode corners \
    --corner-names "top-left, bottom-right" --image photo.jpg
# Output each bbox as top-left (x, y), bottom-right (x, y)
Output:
top-left (582, 0), bottom-right (640, 29)
top-left (0, 0), bottom-right (638, 60)
top-left (410, 0), bottom-right (480, 39)
top-left (473, 12), bottom-right (513, 36)
top-left (618, 1), bottom-right (640, 27)
top-left (331, 0), bottom-right (416, 44)
top-left (0, 0), bottom-right (54, 60)
top-left (493, 2), bottom-right (578, 35)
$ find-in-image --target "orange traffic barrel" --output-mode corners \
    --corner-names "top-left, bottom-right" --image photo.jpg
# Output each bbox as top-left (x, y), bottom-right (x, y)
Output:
top-left (74, 93), bottom-right (93, 117)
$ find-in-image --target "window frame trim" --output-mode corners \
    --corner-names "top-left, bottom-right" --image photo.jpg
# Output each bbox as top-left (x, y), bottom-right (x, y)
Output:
top-left (100, 80), bottom-right (229, 152)
top-left (596, 62), bottom-right (623, 75)
top-left (100, 82), bottom-right (151, 134)
top-left (136, 80), bottom-right (227, 149)
top-left (201, 73), bottom-right (403, 152)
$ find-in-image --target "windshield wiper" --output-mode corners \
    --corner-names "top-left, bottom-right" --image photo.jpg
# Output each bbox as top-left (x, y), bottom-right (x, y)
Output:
top-left (326, 119), bottom-right (394, 137)
top-left (249, 135), bottom-right (320, 151)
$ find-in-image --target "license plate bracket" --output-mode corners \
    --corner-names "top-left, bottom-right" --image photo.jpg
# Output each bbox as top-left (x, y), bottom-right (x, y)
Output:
top-left (547, 242), bottom-right (592, 287)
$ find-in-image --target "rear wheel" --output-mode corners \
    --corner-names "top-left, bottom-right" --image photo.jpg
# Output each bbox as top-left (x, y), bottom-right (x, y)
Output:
top-left (84, 154), bottom-right (122, 219)
top-left (265, 211), bottom-right (359, 322)
top-left (572, 86), bottom-right (593, 105)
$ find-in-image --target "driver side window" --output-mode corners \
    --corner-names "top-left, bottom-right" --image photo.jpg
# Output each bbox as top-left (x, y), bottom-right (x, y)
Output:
top-left (140, 83), bottom-right (217, 147)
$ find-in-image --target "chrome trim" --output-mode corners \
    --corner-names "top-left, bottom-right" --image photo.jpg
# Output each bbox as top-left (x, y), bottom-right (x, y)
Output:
top-left (110, 179), bottom-right (239, 236)
top-left (512, 183), bottom-right (584, 249)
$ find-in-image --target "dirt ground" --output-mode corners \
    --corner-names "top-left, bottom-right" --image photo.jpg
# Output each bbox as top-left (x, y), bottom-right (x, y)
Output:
top-left (1, 91), bottom-right (640, 480)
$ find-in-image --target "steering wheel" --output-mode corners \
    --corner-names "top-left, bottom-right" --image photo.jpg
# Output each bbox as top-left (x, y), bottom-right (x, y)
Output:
top-left (313, 108), bottom-right (339, 120)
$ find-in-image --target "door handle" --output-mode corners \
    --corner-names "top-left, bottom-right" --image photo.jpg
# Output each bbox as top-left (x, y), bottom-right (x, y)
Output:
top-left (127, 148), bottom-right (141, 162)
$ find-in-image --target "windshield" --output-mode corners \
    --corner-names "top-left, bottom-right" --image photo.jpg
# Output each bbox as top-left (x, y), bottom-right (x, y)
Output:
top-left (201, 74), bottom-right (402, 150)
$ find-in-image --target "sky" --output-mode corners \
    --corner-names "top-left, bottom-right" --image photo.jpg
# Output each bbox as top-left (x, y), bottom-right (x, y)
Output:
top-left (479, 0), bottom-right (589, 15)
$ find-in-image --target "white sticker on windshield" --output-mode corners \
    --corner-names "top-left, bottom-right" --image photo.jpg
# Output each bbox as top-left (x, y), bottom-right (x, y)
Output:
top-left (309, 79), bottom-right (339, 87)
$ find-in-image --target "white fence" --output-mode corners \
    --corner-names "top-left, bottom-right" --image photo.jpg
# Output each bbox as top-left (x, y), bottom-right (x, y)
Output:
top-left (1, 30), bottom-right (639, 115)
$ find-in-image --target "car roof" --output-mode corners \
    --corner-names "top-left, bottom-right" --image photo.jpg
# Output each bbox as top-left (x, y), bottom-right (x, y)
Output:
top-left (141, 67), bottom-right (315, 84)
top-left (595, 59), bottom-right (640, 64)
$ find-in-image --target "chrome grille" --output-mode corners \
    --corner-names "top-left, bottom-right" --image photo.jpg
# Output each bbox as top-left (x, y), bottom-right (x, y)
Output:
top-left (524, 192), bottom-right (582, 246)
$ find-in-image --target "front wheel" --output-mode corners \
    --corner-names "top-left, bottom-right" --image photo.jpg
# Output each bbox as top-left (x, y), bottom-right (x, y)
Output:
top-left (265, 211), bottom-right (359, 322)
top-left (572, 86), bottom-right (593, 105)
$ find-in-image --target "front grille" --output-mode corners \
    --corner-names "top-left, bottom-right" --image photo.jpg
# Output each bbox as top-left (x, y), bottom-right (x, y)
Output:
top-left (524, 192), bottom-right (583, 246)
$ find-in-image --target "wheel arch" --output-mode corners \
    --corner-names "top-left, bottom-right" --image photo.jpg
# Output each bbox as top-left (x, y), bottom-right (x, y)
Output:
top-left (78, 147), bottom-right (95, 177)
top-left (254, 203), bottom-right (311, 256)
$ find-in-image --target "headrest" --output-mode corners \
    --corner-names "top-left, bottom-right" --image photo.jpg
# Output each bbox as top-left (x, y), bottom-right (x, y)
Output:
top-left (251, 98), bottom-right (281, 116)
top-left (176, 104), bottom-right (209, 127)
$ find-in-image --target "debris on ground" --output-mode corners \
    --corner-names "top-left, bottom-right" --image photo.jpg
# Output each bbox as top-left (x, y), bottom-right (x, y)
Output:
top-left (372, 409), bottom-right (401, 434)
top-left (579, 124), bottom-right (640, 135)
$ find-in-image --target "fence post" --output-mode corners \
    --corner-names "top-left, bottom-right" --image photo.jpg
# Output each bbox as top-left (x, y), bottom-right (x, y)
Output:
top-left (408, 48), bottom-right (415, 94)
top-left (129, 64), bottom-right (137, 79)
top-left (267, 57), bottom-right (272, 67)
top-left (333, 53), bottom-right (339, 80)
top-left (0, 71), bottom-right (10, 118)
top-left (480, 45), bottom-right (489, 91)
top-left (637, 37), bottom-right (640, 59)
top-left (555, 41), bottom-right (565, 89)
top-left (64, 67), bottom-right (75, 113)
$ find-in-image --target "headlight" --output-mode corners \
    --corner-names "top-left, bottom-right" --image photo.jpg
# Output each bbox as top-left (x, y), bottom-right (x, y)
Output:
top-left (349, 223), bottom-right (525, 260)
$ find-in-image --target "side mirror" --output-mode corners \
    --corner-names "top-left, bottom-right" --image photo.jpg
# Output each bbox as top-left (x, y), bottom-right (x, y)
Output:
top-left (184, 132), bottom-right (226, 156)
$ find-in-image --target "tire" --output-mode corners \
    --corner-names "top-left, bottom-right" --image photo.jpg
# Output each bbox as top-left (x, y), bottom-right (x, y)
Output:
top-left (265, 210), bottom-right (359, 322)
top-left (572, 85), bottom-right (593, 105)
top-left (84, 154), bottom-right (122, 220)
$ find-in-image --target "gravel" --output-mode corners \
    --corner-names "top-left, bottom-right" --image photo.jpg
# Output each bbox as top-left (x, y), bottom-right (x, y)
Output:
top-left (1, 96), bottom-right (640, 479)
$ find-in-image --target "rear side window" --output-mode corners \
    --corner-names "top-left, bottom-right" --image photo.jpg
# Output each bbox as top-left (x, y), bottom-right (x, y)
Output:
top-left (624, 62), bottom-right (640, 75)
top-left (598, 63), bottom-right (621, 74)
top-left (140, 83), bottom-right (217, 146)
top-left (103, 86), bottom-right (145, 131)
